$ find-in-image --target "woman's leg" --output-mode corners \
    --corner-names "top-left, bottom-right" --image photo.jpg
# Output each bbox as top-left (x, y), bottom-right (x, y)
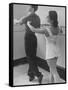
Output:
top-left (47, 57), bottom-right (60, 83)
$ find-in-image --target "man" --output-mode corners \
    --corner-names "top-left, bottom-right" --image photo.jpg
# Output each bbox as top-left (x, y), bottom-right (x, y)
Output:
top-left (14, 5), bottom-right (43, 84)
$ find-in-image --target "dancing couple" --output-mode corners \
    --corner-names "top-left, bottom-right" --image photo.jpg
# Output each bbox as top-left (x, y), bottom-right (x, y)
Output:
top-left (14, 5), bottom-right (61, 84)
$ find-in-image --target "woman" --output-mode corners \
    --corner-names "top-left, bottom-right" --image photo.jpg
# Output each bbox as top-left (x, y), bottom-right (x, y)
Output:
top-left (27, 11), bottom-right (61, 83)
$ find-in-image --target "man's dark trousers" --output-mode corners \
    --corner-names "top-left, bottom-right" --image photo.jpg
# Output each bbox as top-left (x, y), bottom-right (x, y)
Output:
top-left (25, 32), bottom-right (41, 78)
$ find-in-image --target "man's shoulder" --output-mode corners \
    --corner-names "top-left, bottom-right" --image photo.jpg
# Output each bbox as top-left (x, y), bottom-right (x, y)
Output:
top-left (33, 13), bottom-right (40, 22)
top-left (24, 13), bottom-right (40, 18)
top-left (30, 13), bottom-right (39, 17)
top-left (27, 13), bottom-right (40, 21)
top-left (34, 13), bottom-right (40, 18)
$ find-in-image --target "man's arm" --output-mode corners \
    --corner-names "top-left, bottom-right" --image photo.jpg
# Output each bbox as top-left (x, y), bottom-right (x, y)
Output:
top-left (14, 14), bottom-right (30, 25)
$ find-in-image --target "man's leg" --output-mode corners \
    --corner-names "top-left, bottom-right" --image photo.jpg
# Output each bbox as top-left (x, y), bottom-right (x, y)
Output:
top-left (31, 57), bottom-right (43, 84)
top-left (24, 34), bottom-right (35, 81)
top-left (28, 34), bottom-right (43, 83)
top-left (27, 57), bottom-right (35, 81)
top-left (25, 34), bottom-right (43, 83)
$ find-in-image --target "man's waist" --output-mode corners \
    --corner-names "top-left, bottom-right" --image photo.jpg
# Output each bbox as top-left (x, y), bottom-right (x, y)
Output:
top-left (26, 28), bottom-right (35, 34)
top-left (25, 31), bottom-right (35, 35)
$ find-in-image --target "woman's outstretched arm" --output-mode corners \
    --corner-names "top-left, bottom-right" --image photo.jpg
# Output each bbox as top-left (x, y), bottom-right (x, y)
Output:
top-left (27, 21), bottom-right (46, 34)
top-left (27, 22), bottom-right (50, 37)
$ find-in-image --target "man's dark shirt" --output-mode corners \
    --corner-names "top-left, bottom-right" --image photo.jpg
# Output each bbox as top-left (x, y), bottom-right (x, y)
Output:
top-left (21, 13), bottom-right (40, 34)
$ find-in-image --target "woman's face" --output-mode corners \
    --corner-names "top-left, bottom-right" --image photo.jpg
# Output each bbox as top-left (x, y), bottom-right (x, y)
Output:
top-left (47, 16), bottom-right (51, 23)
top-left (46, 16), bottom-right (53, 25)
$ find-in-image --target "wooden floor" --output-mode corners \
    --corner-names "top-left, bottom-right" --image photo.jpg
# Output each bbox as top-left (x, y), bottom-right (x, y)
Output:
top-left (13, 64), bottom-right (65, 86)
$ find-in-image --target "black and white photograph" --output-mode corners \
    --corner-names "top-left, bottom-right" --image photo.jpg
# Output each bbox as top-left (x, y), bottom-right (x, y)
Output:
top-left (9, 3), bottom-right (66, 87)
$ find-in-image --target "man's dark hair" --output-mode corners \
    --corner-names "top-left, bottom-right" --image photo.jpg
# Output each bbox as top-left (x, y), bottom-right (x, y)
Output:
top-left (30, 5), bottom-right (38, 12)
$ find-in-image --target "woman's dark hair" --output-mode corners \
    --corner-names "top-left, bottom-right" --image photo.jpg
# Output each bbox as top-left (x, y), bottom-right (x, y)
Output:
top-left (49, 11), bottom-right (58, 27)
top-left (30, 5), bottom-right (38, 12)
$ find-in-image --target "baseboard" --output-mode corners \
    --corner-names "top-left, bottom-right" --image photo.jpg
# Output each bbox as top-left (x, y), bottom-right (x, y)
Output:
top-left (13, 56), bottom-right (66, 81)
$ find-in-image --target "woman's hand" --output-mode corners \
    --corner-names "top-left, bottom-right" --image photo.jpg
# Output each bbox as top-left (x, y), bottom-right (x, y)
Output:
top-left (27, 21), bottom-right (46, 34)
top-left (27, 21), bottom-right (35, 31)
top-left (27, 21), bottom-right (31, 27)
top-left (14, 18), bottom-right (24, 25)
top-left (14, 19), bottom-right (19, 25)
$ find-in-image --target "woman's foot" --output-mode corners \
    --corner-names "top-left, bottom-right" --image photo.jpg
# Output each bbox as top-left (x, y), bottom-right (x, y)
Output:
top-left (53, 74), bottom-right (61, 83)
top-left (49, 74), bottom-right (55, 83)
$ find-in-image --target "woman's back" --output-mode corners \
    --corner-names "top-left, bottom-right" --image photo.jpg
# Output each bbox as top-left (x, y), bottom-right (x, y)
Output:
top-left (45, 26), bottom-right (59, 44)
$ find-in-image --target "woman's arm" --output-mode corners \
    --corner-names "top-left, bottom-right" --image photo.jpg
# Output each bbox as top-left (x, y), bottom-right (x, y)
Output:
top-left (27, 22), bottom-right (46, 34)
top-left (27, 22), bottom-right (50, 37)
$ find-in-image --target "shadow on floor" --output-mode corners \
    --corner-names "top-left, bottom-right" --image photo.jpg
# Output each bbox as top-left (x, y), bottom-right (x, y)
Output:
top-left (13, 56), bottom-right (66, 81)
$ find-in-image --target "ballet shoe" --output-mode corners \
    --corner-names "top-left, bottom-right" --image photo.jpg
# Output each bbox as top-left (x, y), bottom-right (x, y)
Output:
top-left (50, 75), bottom-right (55, 83)
top-left (49, 74), bottom-right (55, 83)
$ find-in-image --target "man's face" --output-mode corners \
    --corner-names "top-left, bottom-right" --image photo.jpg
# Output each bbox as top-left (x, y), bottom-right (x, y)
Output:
top-left (28, 5), bottom-right (34, 13)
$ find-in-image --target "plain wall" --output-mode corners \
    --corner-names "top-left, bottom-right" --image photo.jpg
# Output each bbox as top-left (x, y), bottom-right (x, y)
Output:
top-left (13, 4), bottom-right (65, 68)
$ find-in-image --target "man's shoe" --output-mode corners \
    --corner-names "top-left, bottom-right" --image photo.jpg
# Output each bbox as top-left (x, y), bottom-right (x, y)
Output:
top-left (29, 76), bottom-right (35, 81)
top-left (38, 74), bottom-right (43, 84)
